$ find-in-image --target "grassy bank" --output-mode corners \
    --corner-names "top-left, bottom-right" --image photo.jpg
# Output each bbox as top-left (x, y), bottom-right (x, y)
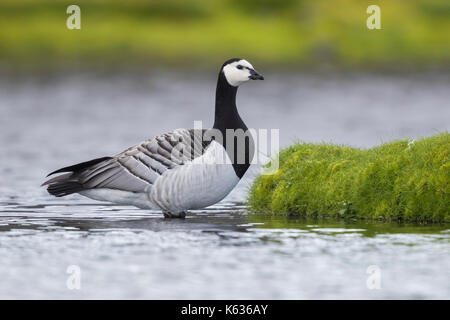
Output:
top-left (248, 133), bottom-right (450, 222)
top-left (1, 0), bottom-right (450, 71)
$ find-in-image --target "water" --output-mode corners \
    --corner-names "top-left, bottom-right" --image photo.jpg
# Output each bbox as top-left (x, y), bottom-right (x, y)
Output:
top-left (0, 72), bottom-right (449, 299)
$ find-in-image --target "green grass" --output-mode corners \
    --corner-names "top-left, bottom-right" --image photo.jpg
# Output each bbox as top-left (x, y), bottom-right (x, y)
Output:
top-left (0, 0), bottom-right (449, 71)
top-left (248, 133), bottom-right (450, 222)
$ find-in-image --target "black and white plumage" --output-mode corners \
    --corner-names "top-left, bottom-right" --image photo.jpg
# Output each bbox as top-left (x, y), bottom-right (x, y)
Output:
top-left (42, 58), bottom-right (264, 217)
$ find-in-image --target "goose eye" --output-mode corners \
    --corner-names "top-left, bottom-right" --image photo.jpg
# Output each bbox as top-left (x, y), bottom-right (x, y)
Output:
top-left (236, 65), bottom-right (243, 70)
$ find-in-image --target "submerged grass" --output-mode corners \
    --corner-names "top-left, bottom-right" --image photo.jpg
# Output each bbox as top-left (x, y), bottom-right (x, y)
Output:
top-left (248, 133), bottom-right (450, 222)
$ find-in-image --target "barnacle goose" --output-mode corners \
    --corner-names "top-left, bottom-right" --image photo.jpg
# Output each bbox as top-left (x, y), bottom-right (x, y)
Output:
top-left (42, 58), bottom-right (264, 218)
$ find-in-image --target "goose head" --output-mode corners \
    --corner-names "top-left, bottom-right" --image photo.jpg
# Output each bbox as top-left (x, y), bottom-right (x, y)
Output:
top-left (221, 58), bottom-right (264, 87)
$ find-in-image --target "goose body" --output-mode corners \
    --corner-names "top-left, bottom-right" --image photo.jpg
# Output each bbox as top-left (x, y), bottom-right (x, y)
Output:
top-left (42, 58), bottom-right (264, 217)
top-left (78, 134), bottom-right (239, 214)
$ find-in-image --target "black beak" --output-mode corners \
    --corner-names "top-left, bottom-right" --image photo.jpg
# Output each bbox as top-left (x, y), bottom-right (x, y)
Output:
top-left (249, 69), bottom-right (264, 80)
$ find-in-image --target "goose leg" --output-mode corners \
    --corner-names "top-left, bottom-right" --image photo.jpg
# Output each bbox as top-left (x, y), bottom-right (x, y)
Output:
top-left (163, 211), bottom-right (186, 219)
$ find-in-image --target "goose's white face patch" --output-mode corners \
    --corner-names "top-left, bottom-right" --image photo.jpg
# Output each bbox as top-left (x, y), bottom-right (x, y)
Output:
top-left (222, 59), bottom-right (254, 87)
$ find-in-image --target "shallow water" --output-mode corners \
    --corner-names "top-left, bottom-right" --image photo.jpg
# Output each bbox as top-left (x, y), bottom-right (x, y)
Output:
top-left (0, 72), bottom-right (449, 299)
top-left (0, 201), bottom-right (449, 299)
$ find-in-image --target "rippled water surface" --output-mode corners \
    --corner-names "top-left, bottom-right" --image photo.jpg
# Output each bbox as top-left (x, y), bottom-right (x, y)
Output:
top-left (0, 73), bottom-right (449, 299)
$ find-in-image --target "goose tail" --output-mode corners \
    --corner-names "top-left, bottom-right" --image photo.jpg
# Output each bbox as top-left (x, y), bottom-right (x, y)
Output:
top-left (42, 156), bottom-right (112, 197)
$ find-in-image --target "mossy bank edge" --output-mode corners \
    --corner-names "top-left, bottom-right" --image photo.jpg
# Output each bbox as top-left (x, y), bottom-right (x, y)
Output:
top-left (248, 133), bottom-right (449, 222)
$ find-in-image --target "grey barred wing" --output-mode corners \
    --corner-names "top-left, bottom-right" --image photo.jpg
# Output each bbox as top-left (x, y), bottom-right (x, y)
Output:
top-left (43, 129), bottom-right (211, 196)
top-left (83, 129), bottom-right (211, 191)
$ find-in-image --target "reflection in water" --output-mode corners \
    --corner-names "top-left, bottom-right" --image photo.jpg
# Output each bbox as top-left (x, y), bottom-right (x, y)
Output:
top-left (0, 73), bottom-right (449, 299)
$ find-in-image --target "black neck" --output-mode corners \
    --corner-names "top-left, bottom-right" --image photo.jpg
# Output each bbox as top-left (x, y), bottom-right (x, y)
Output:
top-left (211, 71), bottom-right (253, 178)
top-left (213, 71), bottom-right (242, 132)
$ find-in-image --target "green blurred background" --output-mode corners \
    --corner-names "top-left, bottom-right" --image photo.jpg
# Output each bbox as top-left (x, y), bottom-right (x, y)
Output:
top-left (1, 0), bottom-right (449, 72)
